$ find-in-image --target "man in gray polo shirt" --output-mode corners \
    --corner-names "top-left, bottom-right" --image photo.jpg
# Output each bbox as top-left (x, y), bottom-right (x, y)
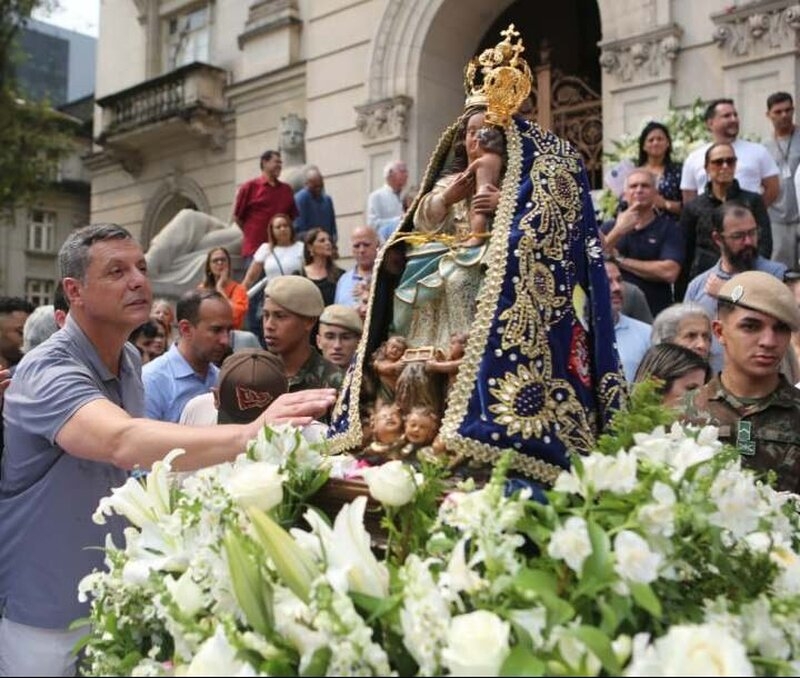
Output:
top-left (0, 224), bottom-right (336, 676)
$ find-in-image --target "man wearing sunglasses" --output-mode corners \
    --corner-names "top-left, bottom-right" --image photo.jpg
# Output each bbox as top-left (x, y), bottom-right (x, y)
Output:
top-left (679, 142), bottom-right (772, 289)
top-left (680, 98), bottom-right (779, 208)
top-left (684, 202), bottom-right (786, 372)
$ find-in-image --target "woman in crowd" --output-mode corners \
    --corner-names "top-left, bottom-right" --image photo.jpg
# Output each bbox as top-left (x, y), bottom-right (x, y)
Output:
top-left (632, 121), bottom-right (683, 220)
top-left (241, 213), bottom-right (305, 339)
top-left (650, 302), bottom-right (713, 361)
top-left (634, 342), bottom-right (711, 407)
top-left (198, 246), bottom-right (249, 329)
top-left (302, 227), bottom-right (344, 306)
top-left (678, 143), bottom-right (771, 296)
top-left (151, 298), bottom-right (176, 344)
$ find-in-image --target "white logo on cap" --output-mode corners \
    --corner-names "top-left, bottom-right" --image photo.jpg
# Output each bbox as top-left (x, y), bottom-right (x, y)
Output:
top-left (730, 284), bottom-right (744, 303)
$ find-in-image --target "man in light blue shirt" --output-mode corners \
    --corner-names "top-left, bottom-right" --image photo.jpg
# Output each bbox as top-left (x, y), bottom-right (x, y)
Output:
top-left (143, 289), bottom-right (233, 422)
top-left (334, 225), bottom-right (379, 308)
top-left (606, 258), bottom-right (651, 381)
top-left (685, 202), bottom-right (786, 372)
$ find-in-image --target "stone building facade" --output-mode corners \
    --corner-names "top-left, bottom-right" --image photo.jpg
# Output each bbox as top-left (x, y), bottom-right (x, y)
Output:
top-left (87, 0), bottom-right (800, 268)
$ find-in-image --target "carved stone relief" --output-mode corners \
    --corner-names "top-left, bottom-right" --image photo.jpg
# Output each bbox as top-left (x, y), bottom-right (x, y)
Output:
top-left (599, 25), bottom-right (682, 84)
top-left (355, 95), bottom-right (412, 142)
top-left (711, 1), bottom-right (800, 58)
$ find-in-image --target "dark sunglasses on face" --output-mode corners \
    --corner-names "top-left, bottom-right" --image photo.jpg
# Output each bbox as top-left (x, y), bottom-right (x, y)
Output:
top-left (708, 157), bottom-right (737, 167)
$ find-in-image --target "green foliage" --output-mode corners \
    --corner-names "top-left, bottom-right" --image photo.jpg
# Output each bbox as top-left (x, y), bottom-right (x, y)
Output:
top-left (381, 457), bottom-right (449, 563)
top-left (596, 379), bottom-right (677, 455)
top-left (0, 1), bottom-right (80, 209)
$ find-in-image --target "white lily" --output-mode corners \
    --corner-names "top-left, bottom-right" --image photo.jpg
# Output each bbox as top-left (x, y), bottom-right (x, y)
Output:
top-left (300, 496), bottom-right (389, 598)
top-left (93, 449), bottom-right (184, 527)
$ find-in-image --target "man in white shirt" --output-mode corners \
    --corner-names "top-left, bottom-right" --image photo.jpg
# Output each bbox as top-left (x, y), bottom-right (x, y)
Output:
top-left (681, 98), bottom-right (779, 207)
top-left (367, 160), bottom-right (408, 241)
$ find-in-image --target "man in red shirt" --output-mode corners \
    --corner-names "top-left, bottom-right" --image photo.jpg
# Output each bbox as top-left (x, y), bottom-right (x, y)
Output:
top-left (233, 150), bottom-right (298, 263)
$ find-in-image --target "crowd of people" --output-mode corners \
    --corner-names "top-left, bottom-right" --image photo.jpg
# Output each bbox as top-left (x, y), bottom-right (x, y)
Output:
top-left (601, 94), bottom-right (800, 397)
top-left (4, 31), bottom-right (800, 673)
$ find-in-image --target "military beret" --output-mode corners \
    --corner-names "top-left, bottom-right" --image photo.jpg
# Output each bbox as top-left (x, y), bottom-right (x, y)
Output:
top-left (318, 304), bottom-right (363, 334)
top-left (717, 271), bottom-right (800, 331)
top-left (264, 275), bottom-right (325, 318)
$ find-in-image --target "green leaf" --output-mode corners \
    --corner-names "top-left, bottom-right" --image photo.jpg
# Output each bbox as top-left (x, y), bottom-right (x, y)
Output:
top-left (571, 625), bottom-right (621, 675)
top-left (300, 646), bottom-right (331, 677)
top-left (514, 568), bottom-right (575, 626)
top-left (576, 519), bottom-right (613, 596)
top-left (349, 591), bottom-right (400, 623)
top-left (515, 567), bottom-right (559, 595)
top-left (596, 597), bottom-right (619, 636)
top-left (629, 582), bottom-right (663, 618)
top-left (500, 645), bottom-right (547, 676)
top-left (248, 508), bottom-right (319, 603)
top-left (223, 531), bottom-right (274, 636)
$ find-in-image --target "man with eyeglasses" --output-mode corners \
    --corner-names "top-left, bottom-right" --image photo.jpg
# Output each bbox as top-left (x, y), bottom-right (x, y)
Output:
top-left (765, 92), bottom-right (800, 268)
top-left (684, 202), bottom-right (786, 372)
top-left (679, 142), bottom-right (772, 292)
top-left (680, 98), bottom-right (779, 208)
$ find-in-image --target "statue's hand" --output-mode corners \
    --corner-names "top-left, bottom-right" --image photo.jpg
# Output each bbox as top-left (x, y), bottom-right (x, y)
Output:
top-left (442, 170), bottom-right (475, 206)
top-left (471, 183), bottom-right (500, 215)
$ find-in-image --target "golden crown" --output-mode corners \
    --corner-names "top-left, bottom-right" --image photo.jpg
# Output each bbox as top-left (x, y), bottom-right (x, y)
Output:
top-left (463, 24), bottom-right (533, 127)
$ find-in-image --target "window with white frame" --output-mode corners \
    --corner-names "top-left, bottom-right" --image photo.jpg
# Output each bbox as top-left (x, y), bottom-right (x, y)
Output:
top-left (165, 5), bottom-right (210, 71)
top-left (28, 209), bottom-right (56, 252)
top-left (26, 278), bottom-right (55, 306)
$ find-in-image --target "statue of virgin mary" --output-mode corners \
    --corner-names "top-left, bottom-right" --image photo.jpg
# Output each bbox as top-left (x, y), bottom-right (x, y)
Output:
top-left (328, 25), bottom-right (624, 486)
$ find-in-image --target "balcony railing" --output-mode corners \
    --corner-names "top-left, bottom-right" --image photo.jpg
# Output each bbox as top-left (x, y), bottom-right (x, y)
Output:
top-left (95, 62), bottom-right (228, 145)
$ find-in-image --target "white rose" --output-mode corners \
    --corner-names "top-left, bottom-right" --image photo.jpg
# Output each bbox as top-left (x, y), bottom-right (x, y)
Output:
top-left (547, 516), bottom-right (592, 574)
top-left (583, 450), bottom-right (638, 495)
top-left (224, 462), bottom-right (285, 512)
top-left (442, 610), bottom-right (510, 676)
top-left (625, 624), bottom-right (753, 676)
top-left (362, 460), bottom-right (420, 507)
top-left (613, 530), bottom-right (662, 584)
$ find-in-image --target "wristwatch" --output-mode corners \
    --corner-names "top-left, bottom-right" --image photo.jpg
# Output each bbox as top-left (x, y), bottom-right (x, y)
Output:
top-left (616, 254), bottom-right (626, 265)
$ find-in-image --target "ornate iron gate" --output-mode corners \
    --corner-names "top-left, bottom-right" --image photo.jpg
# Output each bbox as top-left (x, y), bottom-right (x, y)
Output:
top-left (530, 59), bottom-right (603, 190)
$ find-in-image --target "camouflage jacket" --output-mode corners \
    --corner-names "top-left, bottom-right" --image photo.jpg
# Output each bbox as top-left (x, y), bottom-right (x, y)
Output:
top-left (289, 348), bottom-right (344, 393)
top-left (680, 375), bottom-right (800, 493)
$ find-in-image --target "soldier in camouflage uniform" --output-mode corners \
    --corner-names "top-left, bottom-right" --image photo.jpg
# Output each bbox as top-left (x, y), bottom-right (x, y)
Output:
top-left (261, 276), bottom-right (343, 394)
top-left (679, 270), bottom-right (800, 493)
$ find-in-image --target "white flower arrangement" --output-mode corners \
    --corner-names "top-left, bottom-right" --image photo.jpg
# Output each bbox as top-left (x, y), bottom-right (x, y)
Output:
top-left (80, 404), bottom-right (800, 676)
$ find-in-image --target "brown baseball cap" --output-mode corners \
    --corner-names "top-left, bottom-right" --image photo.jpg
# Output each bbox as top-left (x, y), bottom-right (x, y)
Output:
top-left (264, 276), bottom-right (325, 318)
top-left (717, 271), bottom-right (800, 331)
top-left (319, 304), bottom-right (363, 334)
top-left (217, 349), bottom-right (288, 424)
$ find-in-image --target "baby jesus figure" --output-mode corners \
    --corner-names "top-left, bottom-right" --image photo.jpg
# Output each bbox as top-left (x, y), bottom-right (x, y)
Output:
top-left (462, 125), bottom-right (505, 247)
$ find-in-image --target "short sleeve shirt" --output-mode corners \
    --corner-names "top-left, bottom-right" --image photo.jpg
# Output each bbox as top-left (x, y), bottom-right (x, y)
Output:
top-left (681, 139), bottom-right (779, 194)
top-left (142, 343), bottom-right (219, 423)
top-left (0, 316), bottom-right (143, 628)
top-left (234, 177), bottom-right (298, 257)
top-left (603, 213), bottom-right (685, 315)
